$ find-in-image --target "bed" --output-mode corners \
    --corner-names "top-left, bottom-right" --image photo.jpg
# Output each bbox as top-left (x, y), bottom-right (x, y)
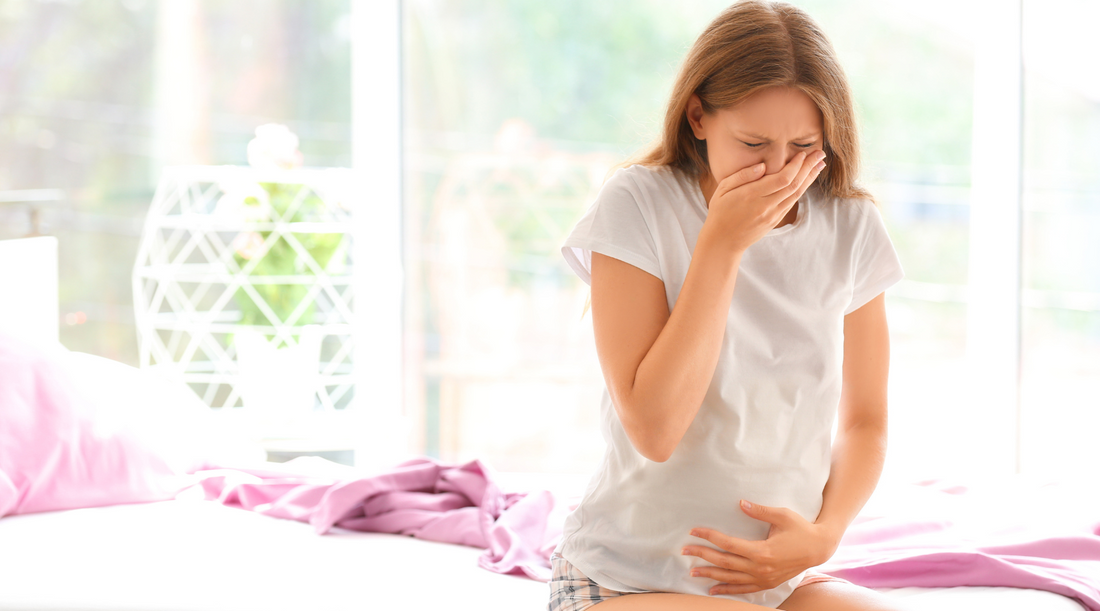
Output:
top-left (0, 486), bottom-right (1087, 611)
top-left (0, 498), bottom-right (1085, 611)
top-left (0, 236), bottom-right (1093, 611)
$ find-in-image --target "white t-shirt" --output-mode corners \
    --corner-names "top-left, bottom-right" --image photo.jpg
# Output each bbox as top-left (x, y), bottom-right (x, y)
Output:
top-left (555, 164), bottom-right (904, 607)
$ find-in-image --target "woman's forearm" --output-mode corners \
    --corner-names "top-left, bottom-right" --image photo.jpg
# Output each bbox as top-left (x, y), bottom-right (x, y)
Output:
top-left (623, 229), bottom-right (743, 463)
top-left (814, 419), bottom-right (888, 556)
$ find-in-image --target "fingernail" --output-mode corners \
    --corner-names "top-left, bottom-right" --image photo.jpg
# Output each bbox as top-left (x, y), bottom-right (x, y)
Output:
top-left (741, 500), bottom-right (752, 510)
top-left (681, 548), bottom-right (690, 555)
top-left (815, 161), bottom-right (826, 171)
top-left (752, 163), bottom-right (764, 174)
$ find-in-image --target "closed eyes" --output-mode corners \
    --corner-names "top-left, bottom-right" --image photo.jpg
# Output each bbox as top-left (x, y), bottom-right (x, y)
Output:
top-left (740, 141), bottom-right (817, 148)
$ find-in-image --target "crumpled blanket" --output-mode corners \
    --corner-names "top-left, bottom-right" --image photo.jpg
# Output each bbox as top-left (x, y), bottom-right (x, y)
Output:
top-left (196, 458), bottom-right (1100, 610)
top-left (818, 476), bottom-right (1100, 610)
top-left (196, 456), bottom-right (576, 581)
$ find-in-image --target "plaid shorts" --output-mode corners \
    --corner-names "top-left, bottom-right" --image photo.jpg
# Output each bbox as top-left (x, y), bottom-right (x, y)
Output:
top-left (546, 551), bottom-right (851, 611)
top-left (546, 551), bottom-right (631, 611)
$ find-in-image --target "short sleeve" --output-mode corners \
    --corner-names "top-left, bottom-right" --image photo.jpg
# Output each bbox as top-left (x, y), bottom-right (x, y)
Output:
top-left (845, 202), bottom-right (905, 315)
top-left (561, 168), bottom-right (662, 286)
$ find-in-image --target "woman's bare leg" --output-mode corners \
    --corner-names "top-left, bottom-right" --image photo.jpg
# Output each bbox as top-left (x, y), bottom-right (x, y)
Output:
top-left (592, 593), bottom-right (773, 610)
top-left (778, 582), bottom-right (916, 611)
top-left (590, 582), bottom-right (917, 611)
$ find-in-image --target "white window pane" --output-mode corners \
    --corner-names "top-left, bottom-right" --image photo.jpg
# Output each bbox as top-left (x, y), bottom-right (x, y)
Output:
top-left (0, 0), bottom-right (352, 371)
top-left (404, 0), bottom-right (982, 480)
top-left (1020, 0), bottom-right (1100, 477)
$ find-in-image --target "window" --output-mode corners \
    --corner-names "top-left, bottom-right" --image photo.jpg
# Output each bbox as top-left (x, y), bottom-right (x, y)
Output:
top-left (403, 0), bottom-right (989, 482)
top-left (7, 0), bottom-right (1092, 482)
top-left (0, 0), bottom-right (352, 364)
top-left (1020, 0), bottom-right (1100, 476)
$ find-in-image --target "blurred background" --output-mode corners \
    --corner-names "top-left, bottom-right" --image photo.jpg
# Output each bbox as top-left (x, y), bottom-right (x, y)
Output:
top-left (0, 0), bottom-right (1096, 484)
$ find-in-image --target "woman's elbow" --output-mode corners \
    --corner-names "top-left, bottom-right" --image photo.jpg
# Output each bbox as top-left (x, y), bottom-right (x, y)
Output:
top-left (613, 395), bottom-right (677, 463)
top-left (643, 445), bottom-right (674, 463)
top-left (628, 431), bottom-right (675, 463)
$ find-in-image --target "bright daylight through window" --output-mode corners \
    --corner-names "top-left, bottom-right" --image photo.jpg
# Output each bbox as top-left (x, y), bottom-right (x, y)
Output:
top-left (0, 0), bottom-right (1095, 483)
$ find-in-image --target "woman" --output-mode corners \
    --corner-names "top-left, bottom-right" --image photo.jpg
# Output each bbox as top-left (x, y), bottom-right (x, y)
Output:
top-left (548, 1), bottom-right (908, 609)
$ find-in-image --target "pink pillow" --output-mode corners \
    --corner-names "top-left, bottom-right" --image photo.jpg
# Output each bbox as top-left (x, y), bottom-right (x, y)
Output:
top-left (0, 334), bottom-right (229, 516)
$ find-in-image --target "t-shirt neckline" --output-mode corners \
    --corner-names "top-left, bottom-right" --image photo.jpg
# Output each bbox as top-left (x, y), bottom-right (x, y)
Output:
top-left (686, 171), bottom-right (811, 238)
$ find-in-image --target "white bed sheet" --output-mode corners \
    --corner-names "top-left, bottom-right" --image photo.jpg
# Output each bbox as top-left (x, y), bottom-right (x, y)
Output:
top-left (0, 498), bottom-right (1085, 611)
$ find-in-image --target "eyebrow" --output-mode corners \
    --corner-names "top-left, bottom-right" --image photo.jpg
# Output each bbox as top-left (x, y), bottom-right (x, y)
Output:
top-left (736, 131), bottom-right (821, 142)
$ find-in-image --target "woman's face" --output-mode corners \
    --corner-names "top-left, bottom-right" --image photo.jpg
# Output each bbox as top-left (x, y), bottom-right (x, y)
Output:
top-left (687, 85), bottom-right (824, 184)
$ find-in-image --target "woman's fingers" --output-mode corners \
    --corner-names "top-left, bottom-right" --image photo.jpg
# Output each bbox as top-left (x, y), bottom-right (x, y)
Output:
top-left (746, 149), bottom-right (826, 202)
top-left (716, 152), bottom-right (806, 202)
top-left (771, 150), bottom-right (825, 202)
top-left (714, 149), bottom-right (822, 204)
top-left (691, 564), bottom-right (756, 585)
top-left (713, 162), bottom-right (766, 198)
top-left (684, 545), bottom-right (755, 575)
top-left (748, 151), bottom-right (810, 198)
top-left (688, 528), bottom-right (762, 560)
top-left (772, 157), bottom-right (825, 216)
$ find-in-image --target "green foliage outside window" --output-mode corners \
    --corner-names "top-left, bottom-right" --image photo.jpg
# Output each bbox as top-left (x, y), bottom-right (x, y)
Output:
top-left (231, 182), bottom-right (343, 330)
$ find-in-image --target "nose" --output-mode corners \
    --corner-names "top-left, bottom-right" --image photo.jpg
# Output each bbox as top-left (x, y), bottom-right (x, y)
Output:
top-left (763, 148), bottom-right (800, 176)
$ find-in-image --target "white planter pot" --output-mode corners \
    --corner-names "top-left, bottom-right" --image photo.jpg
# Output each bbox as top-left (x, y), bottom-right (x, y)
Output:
top-left (235, 325), bottom-right (321, 439)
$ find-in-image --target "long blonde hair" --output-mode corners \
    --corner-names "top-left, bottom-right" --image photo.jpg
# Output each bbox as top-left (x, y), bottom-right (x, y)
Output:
top-left (581, 1), bottom-right (868, 319)
top-left (635, 0), bottom-right (868, 200)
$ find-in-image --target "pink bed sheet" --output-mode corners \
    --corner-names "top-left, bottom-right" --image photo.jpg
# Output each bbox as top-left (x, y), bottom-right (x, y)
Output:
top-left (196, 457), bottom-right (1100, 609)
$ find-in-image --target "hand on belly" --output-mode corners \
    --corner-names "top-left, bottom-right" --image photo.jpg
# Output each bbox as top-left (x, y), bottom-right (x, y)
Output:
top-left (679, 499), bottom-right (838, 596)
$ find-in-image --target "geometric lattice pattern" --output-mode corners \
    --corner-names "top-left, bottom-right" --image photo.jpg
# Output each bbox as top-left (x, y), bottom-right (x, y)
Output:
top-left (132, 166), bottom-right (355, 411)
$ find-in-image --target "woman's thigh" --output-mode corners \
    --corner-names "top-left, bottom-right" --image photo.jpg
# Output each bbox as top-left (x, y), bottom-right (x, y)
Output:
top-left (591, 585), bottom-right (916, 611)
top-left (777, 581), bottom-right (916, 611)
top-left (592, 592), bottom-right (771, 610)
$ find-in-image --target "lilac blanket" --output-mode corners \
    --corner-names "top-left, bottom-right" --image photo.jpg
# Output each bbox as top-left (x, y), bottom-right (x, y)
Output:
top-left (196, 458), bottom-right (1100, 609)
top-left (197, 457), bottom-right (576, 581)
top-left (818, 476), bottom-right (1100, 609)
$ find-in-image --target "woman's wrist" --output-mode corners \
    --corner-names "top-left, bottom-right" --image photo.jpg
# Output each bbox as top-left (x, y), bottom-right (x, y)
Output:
top-left (811, 519), bottom-right (845, 564)
top-left (696, 223), bottom-right (748, 261)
